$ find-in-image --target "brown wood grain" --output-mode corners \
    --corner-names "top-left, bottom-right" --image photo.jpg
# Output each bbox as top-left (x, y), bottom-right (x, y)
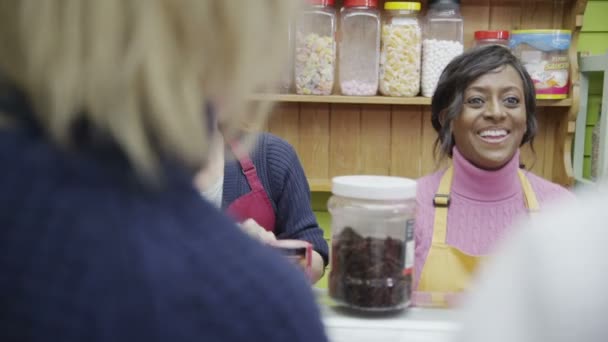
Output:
top-left (299, 103), bottom-right (330, 180)
top-left (360, 105), bottom-right (391, 175)
top-left (462, 0), bottom-right (491, 48)
top-left (391, 106), bottom-right (424, 178)
top-left (489, 0), bottom-right (523, 31)
top-left (329, 104), bottom-right (361, 177)
top-left (268, 104), bottom-right (300, 152)
top-left (421, 108), bottom-right (442, 175)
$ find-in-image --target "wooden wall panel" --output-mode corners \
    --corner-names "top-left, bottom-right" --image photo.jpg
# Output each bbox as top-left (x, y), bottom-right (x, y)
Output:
top-left (391, 106), bottom-right (423, 178)
top-left (268, 104), bottom-right (300, 151)
top-left (299, 103), bottom-right (330, 181)
top-left (462, 0), bottom-right (491, 47)
top-left (360, 105), bottom-right (391, 175)
top-left (421, 108), bottom-right (441, 175)
top-left (521, 0), bottom-right (556, 28)
top-left (329, 104), bottom-right (362, 177)
top-left (489, 0), bottom-right (522, 30)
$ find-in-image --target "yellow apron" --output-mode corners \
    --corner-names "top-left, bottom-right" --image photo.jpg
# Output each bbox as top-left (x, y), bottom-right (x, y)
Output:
top-left (416, 166), bottom-right (540, 307)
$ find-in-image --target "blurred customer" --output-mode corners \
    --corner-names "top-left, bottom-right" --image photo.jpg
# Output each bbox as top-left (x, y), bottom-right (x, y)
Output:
top-left (0, 1), bottom-right (327, 341)
top-left (456, 184), bottom-right (606, 342)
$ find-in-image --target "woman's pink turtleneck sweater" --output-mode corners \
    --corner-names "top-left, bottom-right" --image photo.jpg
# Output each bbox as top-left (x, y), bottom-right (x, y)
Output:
top-left (413, 147), bottom-right (573, 291)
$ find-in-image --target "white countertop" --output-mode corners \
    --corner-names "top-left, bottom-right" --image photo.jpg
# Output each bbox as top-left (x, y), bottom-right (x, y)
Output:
top-left (316, 289), bottom-right (461, 342)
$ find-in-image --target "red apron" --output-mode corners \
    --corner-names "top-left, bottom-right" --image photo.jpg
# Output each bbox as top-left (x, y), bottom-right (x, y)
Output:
top-left (225, 142), bottom-right (276, 232)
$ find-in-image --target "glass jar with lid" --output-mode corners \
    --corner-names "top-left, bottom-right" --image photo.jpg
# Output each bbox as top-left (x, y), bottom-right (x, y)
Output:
top-left (379, 1), bottom-right (422, 97)
top-left (328, 175), bottom-right (417, 312)
top-left (294, 0), bottom-right (337, 95)
top-left (338, 0), bottom-right (381, 96)
top-left (421, 0), bottom-right (464, 97)
top-left (474, 30), bottom-right (510, 47)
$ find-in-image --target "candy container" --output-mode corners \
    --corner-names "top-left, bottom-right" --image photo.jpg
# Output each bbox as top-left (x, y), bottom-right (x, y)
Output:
top-left (328, 175), bottom-right (417, 312)
top-left (379, 2), bottom-right (422, 97)
top-left (339, 0), bottom-right (381, 96)
top-left (295, 0), bottom-right (337, 96)
top-left (421, 0), bottom-right (464, 97)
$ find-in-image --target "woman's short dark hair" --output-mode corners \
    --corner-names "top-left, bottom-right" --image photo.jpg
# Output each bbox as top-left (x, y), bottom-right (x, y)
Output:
top-left (431, 45), bottom-right (537, 160)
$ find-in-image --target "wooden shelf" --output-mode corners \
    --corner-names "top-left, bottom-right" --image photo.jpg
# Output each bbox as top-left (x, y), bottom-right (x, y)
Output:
top-left (308, 178), bottom-right (332, 192)
top-left (249, 94), bottom-right (573, 107)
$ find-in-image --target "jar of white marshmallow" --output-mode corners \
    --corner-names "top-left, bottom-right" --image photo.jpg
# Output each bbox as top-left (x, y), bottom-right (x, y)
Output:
top-left (421, 0), bottom-right (464, 98)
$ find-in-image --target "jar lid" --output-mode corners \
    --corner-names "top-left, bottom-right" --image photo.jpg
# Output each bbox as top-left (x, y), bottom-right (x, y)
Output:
top-left (307, 0), bottom-right (335, 6)
top-left (332, 175), bottom-right (417, 200)
top-left (475, 30), bottom-right (510, 40)
top-left (511, 29), bottom-right (571, 35)
top-left (384, 1), bottom-right (421, 11)
top-left (344, 0), bottom-right (378, 7)
top-left (429, 0), bottom-right (461, 6)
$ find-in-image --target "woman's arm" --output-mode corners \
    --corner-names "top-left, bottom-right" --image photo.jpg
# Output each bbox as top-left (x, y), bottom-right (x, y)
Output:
top-left (263, 134), bottom-right (329, 283)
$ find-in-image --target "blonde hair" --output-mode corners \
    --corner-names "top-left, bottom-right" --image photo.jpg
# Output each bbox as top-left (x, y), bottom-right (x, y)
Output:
top-left (0, 0), bottom-right (296, 179)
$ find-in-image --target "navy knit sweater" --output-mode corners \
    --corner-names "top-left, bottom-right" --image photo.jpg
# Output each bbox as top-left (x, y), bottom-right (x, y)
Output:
top-left (0, 94), bottom-right (328, 342)
top-left (222, 133), bottom-right (329, 265)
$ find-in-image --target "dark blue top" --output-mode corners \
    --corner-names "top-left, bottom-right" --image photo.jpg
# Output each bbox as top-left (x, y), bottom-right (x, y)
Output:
top-left (222, 133), bottom-right (329, 265)
top-left (0, 93), bottom-right (328, 342)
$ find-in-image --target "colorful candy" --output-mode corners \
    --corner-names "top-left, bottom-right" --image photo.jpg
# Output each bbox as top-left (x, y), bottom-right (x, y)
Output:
top-left (295, 32), bottom-right (335, 95)
top-left (379, 23), bottom-right (422, 97)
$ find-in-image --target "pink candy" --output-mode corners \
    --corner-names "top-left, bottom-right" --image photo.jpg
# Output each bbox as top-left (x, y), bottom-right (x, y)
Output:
top-left (340, 80), bottom-right (378, 96)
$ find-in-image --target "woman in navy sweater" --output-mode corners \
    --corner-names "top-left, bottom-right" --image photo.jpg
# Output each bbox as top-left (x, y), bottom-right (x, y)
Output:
top-left (0, 1), bottom-right (327, 342)
top-left (196, 130), bottom-right (329, 283)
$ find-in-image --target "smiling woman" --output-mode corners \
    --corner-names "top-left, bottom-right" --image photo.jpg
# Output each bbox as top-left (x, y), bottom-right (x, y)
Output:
top-left (412, 46), bottom-right (573, 308)
top-left (452, 66), bottom-right (529, 170)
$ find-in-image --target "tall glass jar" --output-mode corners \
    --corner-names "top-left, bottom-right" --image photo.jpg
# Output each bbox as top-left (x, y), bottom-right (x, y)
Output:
top-left (328, 175), bottom-right (417, 312)
top-left (379, 2), bottom-right (422, 97)
top-left (295, 0), bottom-right (337, 95)
top-left (421, 0), bottom-right (464, 97)
top-left (338, 0), bottom-right (381, 96)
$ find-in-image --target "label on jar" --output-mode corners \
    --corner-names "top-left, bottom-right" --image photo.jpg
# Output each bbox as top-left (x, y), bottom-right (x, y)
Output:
top-left (511, 31), bottom-right (571, 99)
top-left (523, 53), bottom-right (569, 99)
top-left (404, 219), bottom-right (415, 274)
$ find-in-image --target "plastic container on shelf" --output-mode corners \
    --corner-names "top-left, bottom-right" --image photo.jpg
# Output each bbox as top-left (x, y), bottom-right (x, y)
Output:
top-left (510, 29), bottom-right (572, 100)
top-left (378, 2), bottom-right (422, 97)
top-left (339, 0), bottom-right (381, 96)
top-left (328, 175), bottom-right (417, 312)
top-left (294, 0), bottom-right (337, 96)
top-left (474, 30), bottom-right (510, 47)
top-left (421, 0), bottom-right (464, 98)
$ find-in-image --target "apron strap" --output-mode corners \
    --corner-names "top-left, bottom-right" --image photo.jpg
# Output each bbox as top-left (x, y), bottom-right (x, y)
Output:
top-left (517, 169), bottom-right (540, 212)
top-left (432, 167), bottom-right (454, 244)
top-left (228, 141), bottom-right (264, 191)
top-left (431, 167), bottom-right (539, 246)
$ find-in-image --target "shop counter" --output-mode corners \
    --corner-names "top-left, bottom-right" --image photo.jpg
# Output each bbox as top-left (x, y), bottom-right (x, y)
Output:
top-left (316, 290), bottom-right (460, 342)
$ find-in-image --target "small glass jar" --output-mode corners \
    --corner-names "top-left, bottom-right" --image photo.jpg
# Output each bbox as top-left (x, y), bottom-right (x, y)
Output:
top-left (474, 30), bottom-right (510, 47)
top-left (338, 0), bottom-right (381, 96)
top-left (294, 0), bottom-right (337, 95)
top-left (379, 2), bottom-right (422, 97)
top-left (328, 175), bottom-right (417, 312)
top-left (421, 0), bottom-right (464, 97)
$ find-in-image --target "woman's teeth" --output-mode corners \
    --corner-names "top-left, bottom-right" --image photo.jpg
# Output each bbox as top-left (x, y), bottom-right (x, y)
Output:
top-left (479, 129), bottom-right (508, 138)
